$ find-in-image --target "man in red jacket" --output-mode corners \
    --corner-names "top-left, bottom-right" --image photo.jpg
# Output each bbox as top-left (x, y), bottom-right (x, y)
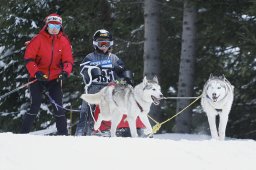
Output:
top-left (21, 13), bottom-right (74, 135)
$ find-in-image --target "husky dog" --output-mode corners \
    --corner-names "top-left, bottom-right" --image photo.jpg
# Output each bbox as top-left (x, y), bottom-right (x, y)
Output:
top-left (201, 74), bottom-right (234, 140)
top-left (80, 76), bottom-right (163, 137)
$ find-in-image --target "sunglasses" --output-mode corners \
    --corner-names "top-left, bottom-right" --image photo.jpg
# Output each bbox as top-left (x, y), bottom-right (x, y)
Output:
top-left (48, 24), bottom-right (61, 30)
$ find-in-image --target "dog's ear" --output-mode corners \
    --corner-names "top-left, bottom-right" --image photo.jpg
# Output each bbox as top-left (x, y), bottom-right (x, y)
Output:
top-left (152, 76), bottom-right (159, 84)
top-left (218, 74), bottom-right (225, 80)
top-left (209, 73), bottom-right (213, 79)
top-left (143, 76), bottom-right (148, 85)
top-left (221, 74), bottom-right (226, 80)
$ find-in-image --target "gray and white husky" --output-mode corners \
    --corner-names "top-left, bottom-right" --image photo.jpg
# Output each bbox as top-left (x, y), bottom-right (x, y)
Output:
top-left (201, 74), bottom-right (234, 140)
top-left (81, 76), bottom-right (163, 137)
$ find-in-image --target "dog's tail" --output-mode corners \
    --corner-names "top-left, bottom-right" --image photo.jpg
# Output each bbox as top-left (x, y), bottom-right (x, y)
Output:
top-left (80, 92), bottom-right (102, 104)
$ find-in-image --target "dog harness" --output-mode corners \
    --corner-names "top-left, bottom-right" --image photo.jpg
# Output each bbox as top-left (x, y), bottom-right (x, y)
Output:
top-left (135, 101), bottom-right (144, 112)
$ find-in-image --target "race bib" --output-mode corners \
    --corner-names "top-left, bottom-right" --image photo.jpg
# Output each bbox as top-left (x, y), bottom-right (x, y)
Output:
top-left (90, 59), bottom-right (115, 83)
top-left (93, 69), bottom-right (115, 83)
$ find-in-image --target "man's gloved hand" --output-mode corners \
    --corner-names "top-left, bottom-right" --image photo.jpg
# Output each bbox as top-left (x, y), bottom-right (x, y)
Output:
top-left (113, 64), bottom-right (125, 73)
top-left (35, 71), bottom-right (48, 81)
top-left (58, 71), bottom-right (68, 80)
top-left (122, 70), bottom-right (134, 86)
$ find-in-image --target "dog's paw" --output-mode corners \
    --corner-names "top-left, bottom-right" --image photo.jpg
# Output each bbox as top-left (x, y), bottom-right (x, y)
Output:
top-left (143, 128), bottom-right (153, 135)
top-left (210, 136), bottom-right (220, 141)
top-left (141, 133), bottom-right (154, 138)
top-left (110, 130), bottom-right (117, 137)
top-left (131, 134), bottom-right (139, 138)
top-left (110, 133), bottom-right (117, 137)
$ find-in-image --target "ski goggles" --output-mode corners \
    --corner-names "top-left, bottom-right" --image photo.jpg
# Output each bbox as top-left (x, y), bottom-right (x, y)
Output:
top-left (93, 40), bottom-right (113, 48)
top-left (48, 23), bottom-right (61, 30)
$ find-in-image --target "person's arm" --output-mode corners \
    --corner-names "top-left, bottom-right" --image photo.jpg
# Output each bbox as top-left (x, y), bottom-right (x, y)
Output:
top-left (114, 59), bottom-right (125, 75)
top-left (24, 36), bottom-right (41, 78)
top-left (61, 37), bottom-right (74, 76)
top-left (81, 56), bottom-right (91, 66)
top-left (113, 55), bottom-right (134, 85)
top-left (80, 55), bottom-right (93, 84)
top-left (112, 54), bottom-right (125, 76)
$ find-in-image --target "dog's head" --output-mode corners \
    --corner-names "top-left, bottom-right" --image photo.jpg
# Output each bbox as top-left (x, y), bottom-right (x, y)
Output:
top-left (205, 75), bottom-right (230, 102)
top-left (142, 76), bottom-right (163, 105)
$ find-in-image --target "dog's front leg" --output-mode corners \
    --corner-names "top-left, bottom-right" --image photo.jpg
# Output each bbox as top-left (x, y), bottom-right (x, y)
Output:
top-left (202, 100), bottom-right (219, 140)
top-left (218, 111), bottom-right (229, 141)
top-left (127, 116), bottom-right (138, 137)
top-left (110, 112), bottom-right (123, 137)
top-left (139, 113), bottom-right (153, 136)
top-left (207, 114), bottom-right (219, 140)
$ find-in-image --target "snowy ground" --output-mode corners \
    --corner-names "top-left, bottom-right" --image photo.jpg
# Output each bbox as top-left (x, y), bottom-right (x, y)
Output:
top-left (0, 133), bottom-right (255, 170)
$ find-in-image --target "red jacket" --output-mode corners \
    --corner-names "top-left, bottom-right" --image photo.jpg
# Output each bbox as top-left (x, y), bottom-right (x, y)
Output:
top-left (24, 25), bottom-right (74, 80)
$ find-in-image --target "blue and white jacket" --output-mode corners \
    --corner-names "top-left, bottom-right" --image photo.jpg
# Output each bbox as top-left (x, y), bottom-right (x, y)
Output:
top-left (80, 51), bottom-right (125, 85)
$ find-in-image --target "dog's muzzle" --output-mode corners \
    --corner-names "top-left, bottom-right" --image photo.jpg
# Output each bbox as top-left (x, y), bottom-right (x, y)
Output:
top-left (212, 93), bottom-right (219, 102)
top-left (151, 95), bottom-right (161, 105)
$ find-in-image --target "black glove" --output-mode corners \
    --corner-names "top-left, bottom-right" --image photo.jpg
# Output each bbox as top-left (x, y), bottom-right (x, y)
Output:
top-left (35, 71), bottom-right (48, 81)
top-left (91, 67), bottom-right (102, 79)
top-left (114, 64), bottom-right (124, 71)
top-left (113, 64), bottom-right (125, 75)
top-left (122, 70), bottom-right (134, 86)
top-left (58, 71), bottom-right (68, 80)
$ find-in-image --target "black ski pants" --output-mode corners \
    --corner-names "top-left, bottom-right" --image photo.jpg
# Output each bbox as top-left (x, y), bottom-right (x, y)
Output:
top-left (21, 79), bottom-right (68, 135)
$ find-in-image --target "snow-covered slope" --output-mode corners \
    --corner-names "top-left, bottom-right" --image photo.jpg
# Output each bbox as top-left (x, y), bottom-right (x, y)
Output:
top-left (0, 133), bottom-right (255, 170)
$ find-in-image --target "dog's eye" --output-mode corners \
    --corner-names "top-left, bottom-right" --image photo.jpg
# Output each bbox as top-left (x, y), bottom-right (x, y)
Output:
top-left (217, 87), bottom-right (221, 89)
top-left (152, 88), bottom-right (156, 91)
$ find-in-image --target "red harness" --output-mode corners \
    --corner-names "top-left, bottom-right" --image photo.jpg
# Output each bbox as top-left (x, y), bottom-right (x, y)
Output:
top-left (94, 105), bottom-right (145, 131)
top-left (107, 81), bottom-right (117, 86)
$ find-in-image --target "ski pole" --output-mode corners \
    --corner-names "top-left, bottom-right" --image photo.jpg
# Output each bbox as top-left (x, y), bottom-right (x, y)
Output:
top-left (0, 79), bottom-right (37, 100)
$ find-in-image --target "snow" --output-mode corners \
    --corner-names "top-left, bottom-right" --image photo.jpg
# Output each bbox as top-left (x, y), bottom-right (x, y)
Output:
top-left (0, 60), bottom-right (6, 68)
top-left (0, 133), bottom-right (255, 170)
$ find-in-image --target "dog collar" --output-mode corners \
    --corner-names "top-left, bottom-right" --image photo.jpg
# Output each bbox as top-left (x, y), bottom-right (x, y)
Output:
top-left (215, 108), bottom-right (222, 112)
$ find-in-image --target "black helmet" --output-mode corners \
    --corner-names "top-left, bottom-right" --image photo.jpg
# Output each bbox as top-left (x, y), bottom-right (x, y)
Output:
top-left (93, 29), bottom-right (113, 49)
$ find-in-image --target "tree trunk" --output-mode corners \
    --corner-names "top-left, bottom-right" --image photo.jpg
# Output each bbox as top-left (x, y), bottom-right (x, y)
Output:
top-left (143, 0), bottom-right (161, 126)
top-left (143, 0), bottom-right (160, 79)
top-left (175, 0), bottom-right (197, 133)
